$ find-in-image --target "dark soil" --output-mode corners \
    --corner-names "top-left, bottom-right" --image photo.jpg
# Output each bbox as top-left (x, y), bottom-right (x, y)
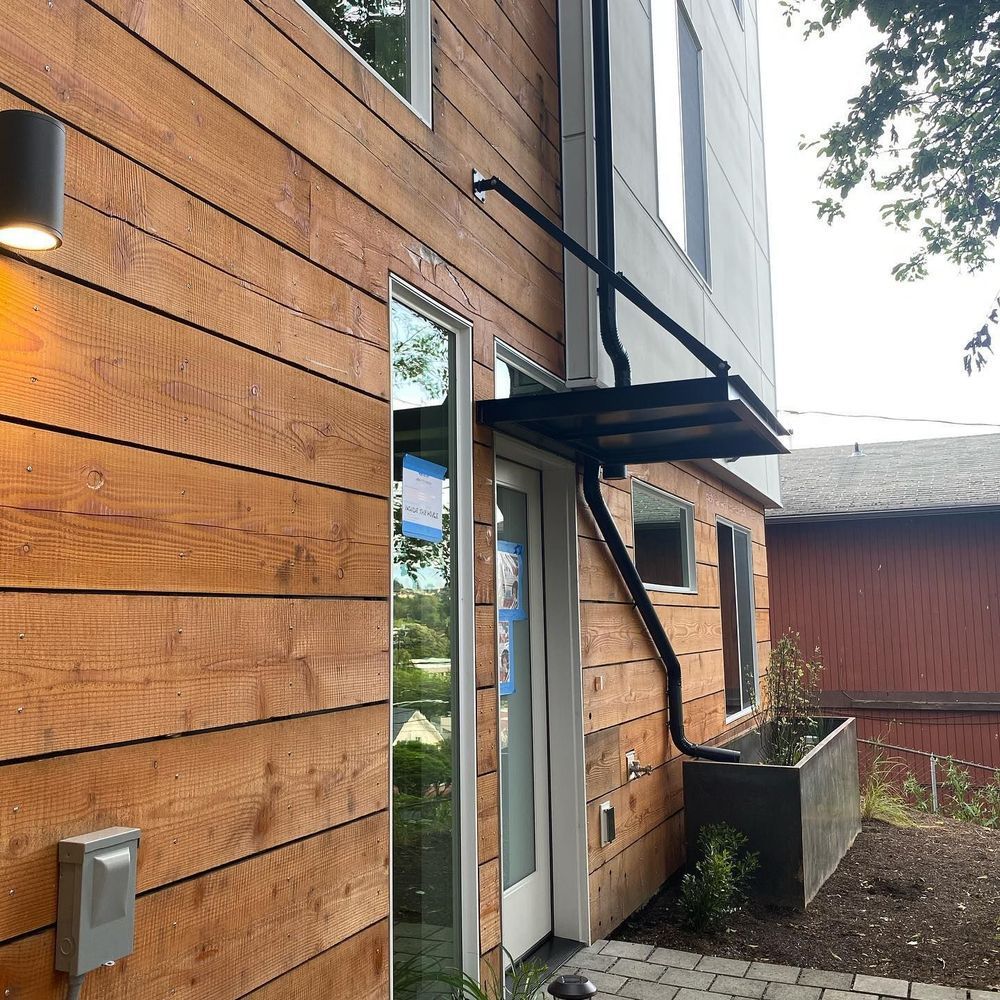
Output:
top-left (614, 812), bottom-right (1000, 991)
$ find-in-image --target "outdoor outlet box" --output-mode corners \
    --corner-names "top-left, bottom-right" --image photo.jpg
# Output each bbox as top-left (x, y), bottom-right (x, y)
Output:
top-left (55, 827), bottom-right (140, 977)
top-left (599, 801), bottom-right (615, 846)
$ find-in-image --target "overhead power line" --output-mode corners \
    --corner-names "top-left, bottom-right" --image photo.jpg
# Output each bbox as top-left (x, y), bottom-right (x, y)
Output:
top-left (779, 407), bottom-right (1000, 430)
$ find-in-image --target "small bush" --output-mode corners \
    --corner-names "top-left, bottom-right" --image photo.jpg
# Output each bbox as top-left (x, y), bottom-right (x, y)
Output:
top-left (902, 772), bottom-right (930, 811)
top-left (940, 758), bottom-right (1000, 828)
top-left (679, 823), bottom-right (759, 934)
top-left (860, 749), bottom-right (914, 826)
top-left (753, 632), bottom-right (824, 767)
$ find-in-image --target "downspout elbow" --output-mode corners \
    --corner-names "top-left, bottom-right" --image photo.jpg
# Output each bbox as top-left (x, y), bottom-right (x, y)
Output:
top-left (582, 461), bottom-right (739, 763)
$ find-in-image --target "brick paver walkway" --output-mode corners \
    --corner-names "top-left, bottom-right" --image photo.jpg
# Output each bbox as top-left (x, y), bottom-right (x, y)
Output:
top-left (557, 941), bottom-right (997, 1000)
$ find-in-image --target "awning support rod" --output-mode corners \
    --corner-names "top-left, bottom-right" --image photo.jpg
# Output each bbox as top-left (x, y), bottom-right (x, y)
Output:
top-left (472, 172), bottom-right (731, 380)
top-left (582, 459), bottom-right (741, 763)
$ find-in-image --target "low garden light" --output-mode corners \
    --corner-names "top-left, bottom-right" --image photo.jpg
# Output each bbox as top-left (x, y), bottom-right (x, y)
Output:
top-left (548, 974), bottom-right (597, 998)
top-left (0, 109), bottom-right (66, 252)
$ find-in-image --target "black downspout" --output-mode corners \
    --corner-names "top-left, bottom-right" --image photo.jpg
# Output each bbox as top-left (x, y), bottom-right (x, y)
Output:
top-left (583, 461), bottom-right (740, 762)
top-left (583, 3), bottom-right (738, 762)
top-left (590, 0), bottom-right (630, 393)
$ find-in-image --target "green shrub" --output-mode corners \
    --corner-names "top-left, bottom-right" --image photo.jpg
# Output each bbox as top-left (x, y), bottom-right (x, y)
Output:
top-left (753, 632), bottom-right (823, 767)
top-left (940, 759), bottom-right (1000, 828)
top-left (679, 824), bottom-right (759, 934)
top-left (902, 772), bottom-right (930, 811)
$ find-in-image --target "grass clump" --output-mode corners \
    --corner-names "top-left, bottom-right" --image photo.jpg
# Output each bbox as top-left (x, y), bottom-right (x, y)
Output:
top-left (860, 749), bottom-right (915, 826)
top-left (679, 823), bottom-right (759, 934)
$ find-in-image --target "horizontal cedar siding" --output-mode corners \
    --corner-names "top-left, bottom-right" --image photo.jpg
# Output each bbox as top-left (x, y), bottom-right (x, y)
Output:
top-left (0, 0), bottom-right (561, 991)
top-left (580, 462), bottom-right (770, 938)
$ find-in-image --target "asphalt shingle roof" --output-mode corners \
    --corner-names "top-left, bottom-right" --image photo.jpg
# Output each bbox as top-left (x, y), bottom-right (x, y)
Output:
top-left (768, 433), bottom-right (1000, 520)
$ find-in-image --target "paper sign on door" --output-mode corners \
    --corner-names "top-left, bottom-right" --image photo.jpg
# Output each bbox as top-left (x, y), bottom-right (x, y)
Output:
top-left (401, 454), bottom-right (446, 542)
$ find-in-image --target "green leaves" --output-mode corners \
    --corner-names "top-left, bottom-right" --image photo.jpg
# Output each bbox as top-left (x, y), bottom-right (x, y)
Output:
top-left (679, 824), bottom-right (760, 934)
top-left (787, 0), bottom-right (1000, 367)
top-left (753, 631), bottom-right (824, 768)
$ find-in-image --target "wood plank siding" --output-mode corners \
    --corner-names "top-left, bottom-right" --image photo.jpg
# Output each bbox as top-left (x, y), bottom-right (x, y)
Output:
top-left (579, 463), bottom-right (769, 938)
top-left (0, 0), bottom-right (559, 993)
top-left (767, 513), bottom-right (1000, 773)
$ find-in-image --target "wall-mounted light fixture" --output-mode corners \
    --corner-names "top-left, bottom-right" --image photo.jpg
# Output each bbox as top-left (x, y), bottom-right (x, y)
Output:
top-left (0, 109), bottom-right (66, 252)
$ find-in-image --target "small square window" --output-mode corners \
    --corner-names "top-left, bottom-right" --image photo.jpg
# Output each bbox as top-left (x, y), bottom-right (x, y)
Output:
top-left (298, 0), bottom-right (432, 123)
top-left (632, 481), bottom-right (696, 592)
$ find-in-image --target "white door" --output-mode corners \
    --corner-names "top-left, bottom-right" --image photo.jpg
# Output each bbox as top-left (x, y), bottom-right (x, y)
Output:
top-left (495, 459), bottom-right (552, 960)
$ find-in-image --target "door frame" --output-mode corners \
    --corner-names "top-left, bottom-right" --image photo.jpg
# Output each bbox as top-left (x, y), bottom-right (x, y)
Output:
top-left (494, 434), bottom-right (590, 947)
top-left (495, 458), bottom-right (552, 957)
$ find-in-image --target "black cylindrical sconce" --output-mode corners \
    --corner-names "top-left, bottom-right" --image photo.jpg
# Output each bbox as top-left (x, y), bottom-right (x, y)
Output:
top-left (548, 974), bottom-right (597, 998)
top-left (0, 109), bottom-right (66, 252)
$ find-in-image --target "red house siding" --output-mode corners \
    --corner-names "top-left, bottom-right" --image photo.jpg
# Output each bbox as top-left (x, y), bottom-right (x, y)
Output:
top-left (767, 512), bottom-right (1000, 773)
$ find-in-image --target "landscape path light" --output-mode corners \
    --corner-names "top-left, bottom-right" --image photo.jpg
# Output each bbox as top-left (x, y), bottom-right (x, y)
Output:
top-left (547, 973), bottom-right (597, 998)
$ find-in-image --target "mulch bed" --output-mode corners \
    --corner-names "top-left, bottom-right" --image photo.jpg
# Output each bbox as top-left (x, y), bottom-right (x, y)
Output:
top-left (613, 812), bottom-right (1000, 991)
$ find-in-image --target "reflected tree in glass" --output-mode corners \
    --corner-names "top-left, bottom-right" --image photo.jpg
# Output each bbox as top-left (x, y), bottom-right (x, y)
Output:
top-left (391, 299), bottom-right (459, 997)
top-left (300, 0), bottom-right (410, 99)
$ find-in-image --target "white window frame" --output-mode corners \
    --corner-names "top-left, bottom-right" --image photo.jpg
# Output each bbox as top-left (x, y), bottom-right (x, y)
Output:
top-left (387, 275), bottom-right (479, 990)
top-left (295, 0), bottom-right (433, 126)
top-left (651, 0), bottom-right (712, 285)
top-left (494, 340), bottom-right (566, 397)
top-left (717, 516), bottom-right (759, 722)
top-left (631, 479), bottom-right (697, 595)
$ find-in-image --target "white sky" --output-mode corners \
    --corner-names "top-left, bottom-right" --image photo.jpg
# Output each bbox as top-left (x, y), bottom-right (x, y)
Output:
top-left (758, 2), bottom-right (1000, 450)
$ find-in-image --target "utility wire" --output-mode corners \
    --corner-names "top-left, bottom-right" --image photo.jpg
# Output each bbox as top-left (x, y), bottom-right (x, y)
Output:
top-left (779, 407), bottom-right (1000, 429)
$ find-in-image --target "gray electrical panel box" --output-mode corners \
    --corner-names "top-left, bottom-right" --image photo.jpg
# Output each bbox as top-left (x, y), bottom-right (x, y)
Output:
top-left (55, 827), bottom-right (140, 977)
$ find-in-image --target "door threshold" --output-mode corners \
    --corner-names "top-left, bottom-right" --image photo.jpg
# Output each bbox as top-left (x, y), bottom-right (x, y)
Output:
top-left (519, 936), bottom-right (584, 977)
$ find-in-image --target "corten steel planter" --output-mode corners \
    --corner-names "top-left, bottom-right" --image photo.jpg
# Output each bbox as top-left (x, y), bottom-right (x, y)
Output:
top-left (683, 716), bottom-right (861, 909)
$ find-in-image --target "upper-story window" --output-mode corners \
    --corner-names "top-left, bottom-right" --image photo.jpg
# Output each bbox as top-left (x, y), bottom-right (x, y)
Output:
top-left (298, 0), bottom-right (432, 123)
top-left (652, 0), bottom-right (710, 281)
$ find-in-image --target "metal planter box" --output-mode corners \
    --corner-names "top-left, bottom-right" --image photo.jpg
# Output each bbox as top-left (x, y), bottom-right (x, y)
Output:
top-left (683, 716), bottom-right (861, 909)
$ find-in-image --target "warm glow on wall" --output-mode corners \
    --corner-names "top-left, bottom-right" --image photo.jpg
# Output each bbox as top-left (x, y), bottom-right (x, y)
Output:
top-left (0, 110), bottom-right (66, 252)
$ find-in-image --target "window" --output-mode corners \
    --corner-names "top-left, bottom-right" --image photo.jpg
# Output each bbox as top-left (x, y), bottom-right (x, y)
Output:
top-left (298, 0), bottom-right (432, 122)
top-left (717, 520), bottom-right (758, 717)
top-left (494, 342), bottom-right (564, 399)
top-left (652, 0), bottom-right (710, 279)
top-left (390, 281), bottom-right (474, 995)
top-left (632, 481), bottom-right (696, 591)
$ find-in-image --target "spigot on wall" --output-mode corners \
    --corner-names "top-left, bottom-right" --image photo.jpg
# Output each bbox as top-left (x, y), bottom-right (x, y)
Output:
top-left (626, 750), bottom-right (653, 780)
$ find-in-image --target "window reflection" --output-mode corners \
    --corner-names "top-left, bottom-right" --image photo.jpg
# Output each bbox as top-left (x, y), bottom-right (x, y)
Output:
top-left (391, 298), bottom-right (459, 996)
top-left (300, 0), bottom-right (412, 100)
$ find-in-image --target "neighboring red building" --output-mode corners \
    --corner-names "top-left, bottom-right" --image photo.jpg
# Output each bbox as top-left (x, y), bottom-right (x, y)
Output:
top-left (767, 435), bottom-right (1000, 776)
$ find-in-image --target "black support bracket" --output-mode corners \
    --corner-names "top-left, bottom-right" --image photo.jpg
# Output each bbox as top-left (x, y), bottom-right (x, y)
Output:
top-left (471, 171), bottom-right (731, 380)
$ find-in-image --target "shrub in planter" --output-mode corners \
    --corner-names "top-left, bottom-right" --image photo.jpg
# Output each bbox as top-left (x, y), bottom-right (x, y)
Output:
top-left (679, 823), bottom-right (759, 934)
top-left (752, 632), bottom-right (823, 767)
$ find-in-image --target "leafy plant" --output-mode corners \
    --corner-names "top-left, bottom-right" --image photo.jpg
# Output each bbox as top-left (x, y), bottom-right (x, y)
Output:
top-left (752, 632), bottom-right (823, 767)
top-left (781, 0), bottom-right (1000, 368)
top-left (860, 748), bottom-right (914, 826)
top-left (940, 758), bottom-right (1000, 827)
top-left (432, 948), bottom-right (550, 1000)
top-left (902, 772), bottom-right (930, 812)
top-left (679, 824), bottom-right (759, 934)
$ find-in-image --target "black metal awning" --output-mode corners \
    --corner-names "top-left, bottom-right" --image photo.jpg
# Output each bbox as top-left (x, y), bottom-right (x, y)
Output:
top-left (477, 374), bottom-right (789, 465)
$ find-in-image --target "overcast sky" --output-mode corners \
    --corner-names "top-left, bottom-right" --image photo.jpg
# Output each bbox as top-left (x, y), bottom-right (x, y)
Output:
top-left (758, 3), bottom-right (1000, 450)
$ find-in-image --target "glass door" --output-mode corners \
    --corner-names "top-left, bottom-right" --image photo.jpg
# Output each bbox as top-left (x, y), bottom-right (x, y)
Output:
top-left (496, 459), bottom-right (552, 960)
